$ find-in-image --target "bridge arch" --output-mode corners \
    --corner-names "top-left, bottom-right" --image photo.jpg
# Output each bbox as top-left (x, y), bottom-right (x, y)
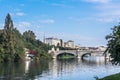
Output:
top-left (81, 53), bottom-right (91, 60)
top-left (56, 51), bottom-right (77, 59)
top-left (48, 49), bottom-right (104, 59)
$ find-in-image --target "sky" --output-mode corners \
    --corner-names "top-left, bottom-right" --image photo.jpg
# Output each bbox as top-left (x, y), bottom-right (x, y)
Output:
top-left (0, 0), bottom-right (120, 47)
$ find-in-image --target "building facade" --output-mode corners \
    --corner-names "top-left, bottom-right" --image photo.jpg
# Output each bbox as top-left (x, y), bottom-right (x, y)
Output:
top-left (44, 37), bottom-right (62, 46)
top-left (64, 40), bottom-right (75, 48)
top-left (44, 36), bottom-right (75, 48)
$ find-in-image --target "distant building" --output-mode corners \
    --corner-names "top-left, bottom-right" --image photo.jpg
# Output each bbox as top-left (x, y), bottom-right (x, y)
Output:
top-left (44, 37), bottom-right (63, 46)
top-left (43, 35), bottom-right (75, 48)
top-left (64, 40), bottom-right (75, 48)
top-left (88, 47), bottom-right (98, 50)
top-left (60, 39), bottom-right (64, 47)
top-left (75, 45), bottom-right (80, 49)
top-left (79, 47), bottom-right (89, 50)
top-left (97, 46), bottom-right (107, 51)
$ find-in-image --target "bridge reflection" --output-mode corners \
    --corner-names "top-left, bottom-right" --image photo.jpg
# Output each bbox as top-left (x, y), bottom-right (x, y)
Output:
top-left (48, 56), bottom-right (106, 78)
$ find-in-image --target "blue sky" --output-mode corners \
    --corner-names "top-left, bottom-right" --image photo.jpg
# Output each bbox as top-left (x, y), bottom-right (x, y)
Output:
top-left (0, 0), bottom-right (120, 47)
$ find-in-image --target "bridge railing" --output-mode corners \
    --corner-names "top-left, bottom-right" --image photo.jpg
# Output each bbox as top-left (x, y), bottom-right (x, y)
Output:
top-left (59, 50), bottom-right (105, 52)
top-left (59, 50), bottom-right (77, 52)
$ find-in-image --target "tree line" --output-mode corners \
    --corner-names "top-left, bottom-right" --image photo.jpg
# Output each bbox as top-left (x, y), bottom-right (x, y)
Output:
top-left (2, 13), bottom-right (120, 64)
top-left (0, 13), bottom-right (50, 62)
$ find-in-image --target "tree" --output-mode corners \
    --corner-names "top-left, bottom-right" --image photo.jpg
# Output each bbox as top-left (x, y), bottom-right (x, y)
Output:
top-left (1, 13), bottom-right (25, 62)
top-left (105, 23), bottom-right (120, 65)
top-left (4, 13), bottom-right (14, 30)
top-left (13, 28), bottom-right (25, 61)
top-left (0, 13), bottom-right (51, 62)
top-left (3, 13), bottom-right (15, 61)
top-left (23, 30), bottom-right (36, 41)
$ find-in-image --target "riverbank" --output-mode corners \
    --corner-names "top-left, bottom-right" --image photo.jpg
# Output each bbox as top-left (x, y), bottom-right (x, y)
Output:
top-left (99, 73), bottom-right (120, 80)
top-left (57, 54), bottom-right (76, 59)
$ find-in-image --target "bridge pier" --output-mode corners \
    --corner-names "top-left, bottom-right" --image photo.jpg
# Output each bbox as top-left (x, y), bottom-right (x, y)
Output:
top-left (52, 55), bottom-right (57, 59)
top-left (77, 56), bottom-right (81, 59)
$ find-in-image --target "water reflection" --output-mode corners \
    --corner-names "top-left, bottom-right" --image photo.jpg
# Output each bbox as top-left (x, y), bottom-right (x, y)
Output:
top-left (49, 59), bottom-right (78, 78)
top-left (0, 56), bottom-right (120, 80)
top-left (25, 60), bottom-right (31, 74)
top-left (37, 56), bottom-right (120, 80)
top-left (0, 59), bottom-right (49, 80)
top-left (82, 56), bottom-right (105, 65)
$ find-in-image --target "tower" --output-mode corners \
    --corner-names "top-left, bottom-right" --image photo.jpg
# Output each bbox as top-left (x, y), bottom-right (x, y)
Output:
top-left (43, 32), bottom-right (46, 44)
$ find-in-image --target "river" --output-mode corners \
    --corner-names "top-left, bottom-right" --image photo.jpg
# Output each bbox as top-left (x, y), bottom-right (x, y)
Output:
top-left (0, 56), bottom-right (120, 80)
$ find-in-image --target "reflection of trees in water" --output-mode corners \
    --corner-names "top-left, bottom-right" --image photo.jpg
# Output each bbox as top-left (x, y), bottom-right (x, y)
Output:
top-left (0, 57), bottom-right (107, 80)
top-left (0, 62), bottom-right (25, 80)
top-left (0, 59), bottom-right (49, 80)
top-left (26, 59), bottom-right (49, 79)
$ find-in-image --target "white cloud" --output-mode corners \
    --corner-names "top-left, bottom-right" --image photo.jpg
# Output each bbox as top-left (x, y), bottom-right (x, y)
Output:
top-left (39, 19), bottom-right (55, 24)
top-left (14, 21), bottom-right (31, 33)
top-left (98, 18), bottom-right (115, 23)
top-left (69, 1), bottom-right (120, 23)
top-left (16, 12), bottom-right (26, 16)
top-left (95, 2), bottom-right (120, 23)
top-left (101, 11), bottom-right (120, 17)
top-left (52, 3), bottom-right (67, 7)
top-left (96, 3), bottom-right (120, 10)
top-left (17, 22), bottom-right (31, 27)
top-left (14, 21), bottom-right (45, 34)
top-left (29, 0), bottom-right (47, 3)
top-left (68, 17), bottom-right (81, 21)
top-left (51, 3), bottom-right (73, 8)
top-left (84, 0), bottom-right (111, 3)
top-left (14, 9), bottom-right (22, 12)
top-left (68, 17), bottom-right (98, 23)
top-left (10, 12), bottom-right (26, 17)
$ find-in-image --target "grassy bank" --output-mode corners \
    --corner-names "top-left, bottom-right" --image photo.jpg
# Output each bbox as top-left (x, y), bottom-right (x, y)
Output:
top-left (58, 54), bottom-right (76, 59)
top-left (60, 56), bottom-right (76, 59)
top-left (99, 73), bottom-right (120, 80)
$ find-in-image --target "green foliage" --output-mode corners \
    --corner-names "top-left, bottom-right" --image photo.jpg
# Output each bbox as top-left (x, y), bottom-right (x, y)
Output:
top-left (99, 73), bottom-right (120, 80)
top-left (58, 53), bottom-right (76, 59)
top-left (23, 30), bottom-right (36, 41)
top-left (106, 23), bottom-right (120, 65)
top-left (23, 32), bottom-right (50, 59)
top-left (0, 13), bottom-right (51, 62)
top-left (0, 13), bottom-right (25, 62)
top-left (0, 47), bottom-right (5, 62)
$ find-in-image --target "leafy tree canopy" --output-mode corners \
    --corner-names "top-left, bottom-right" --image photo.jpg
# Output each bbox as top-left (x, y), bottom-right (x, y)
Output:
top-left (106, 23), bottom-right (120, 65)
top-left (0, 13), bottom-right (51, 62)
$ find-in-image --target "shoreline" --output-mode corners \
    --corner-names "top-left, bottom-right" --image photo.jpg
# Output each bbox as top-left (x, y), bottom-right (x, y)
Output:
top-left (99, 73), bottom-right (120, 80)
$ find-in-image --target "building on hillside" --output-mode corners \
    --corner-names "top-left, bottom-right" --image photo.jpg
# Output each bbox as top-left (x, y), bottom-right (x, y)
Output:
top-left (97, 46), bottom-right (107, 51)
top-left (60, 39), bottom-right (64, 47)
top-left (88, 47), bottom-right (98, 50)
top-left (43, 34), bottom-right (75, 48)
top-left (75, 45), bottom-right (80, 49)
top-left (44, 37), bottom-right (63, 47)
top-left (79, 47), bottom-right (89, 50)
top-left (64, 40), bottom-right (75, 48)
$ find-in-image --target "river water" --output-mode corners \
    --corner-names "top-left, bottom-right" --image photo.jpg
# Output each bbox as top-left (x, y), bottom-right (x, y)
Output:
top-left (0, 56), bottom-right (120, 80)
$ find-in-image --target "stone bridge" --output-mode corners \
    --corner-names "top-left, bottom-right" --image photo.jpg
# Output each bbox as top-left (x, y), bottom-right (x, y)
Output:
top-left (48, 48), bottom-right (105, 59)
